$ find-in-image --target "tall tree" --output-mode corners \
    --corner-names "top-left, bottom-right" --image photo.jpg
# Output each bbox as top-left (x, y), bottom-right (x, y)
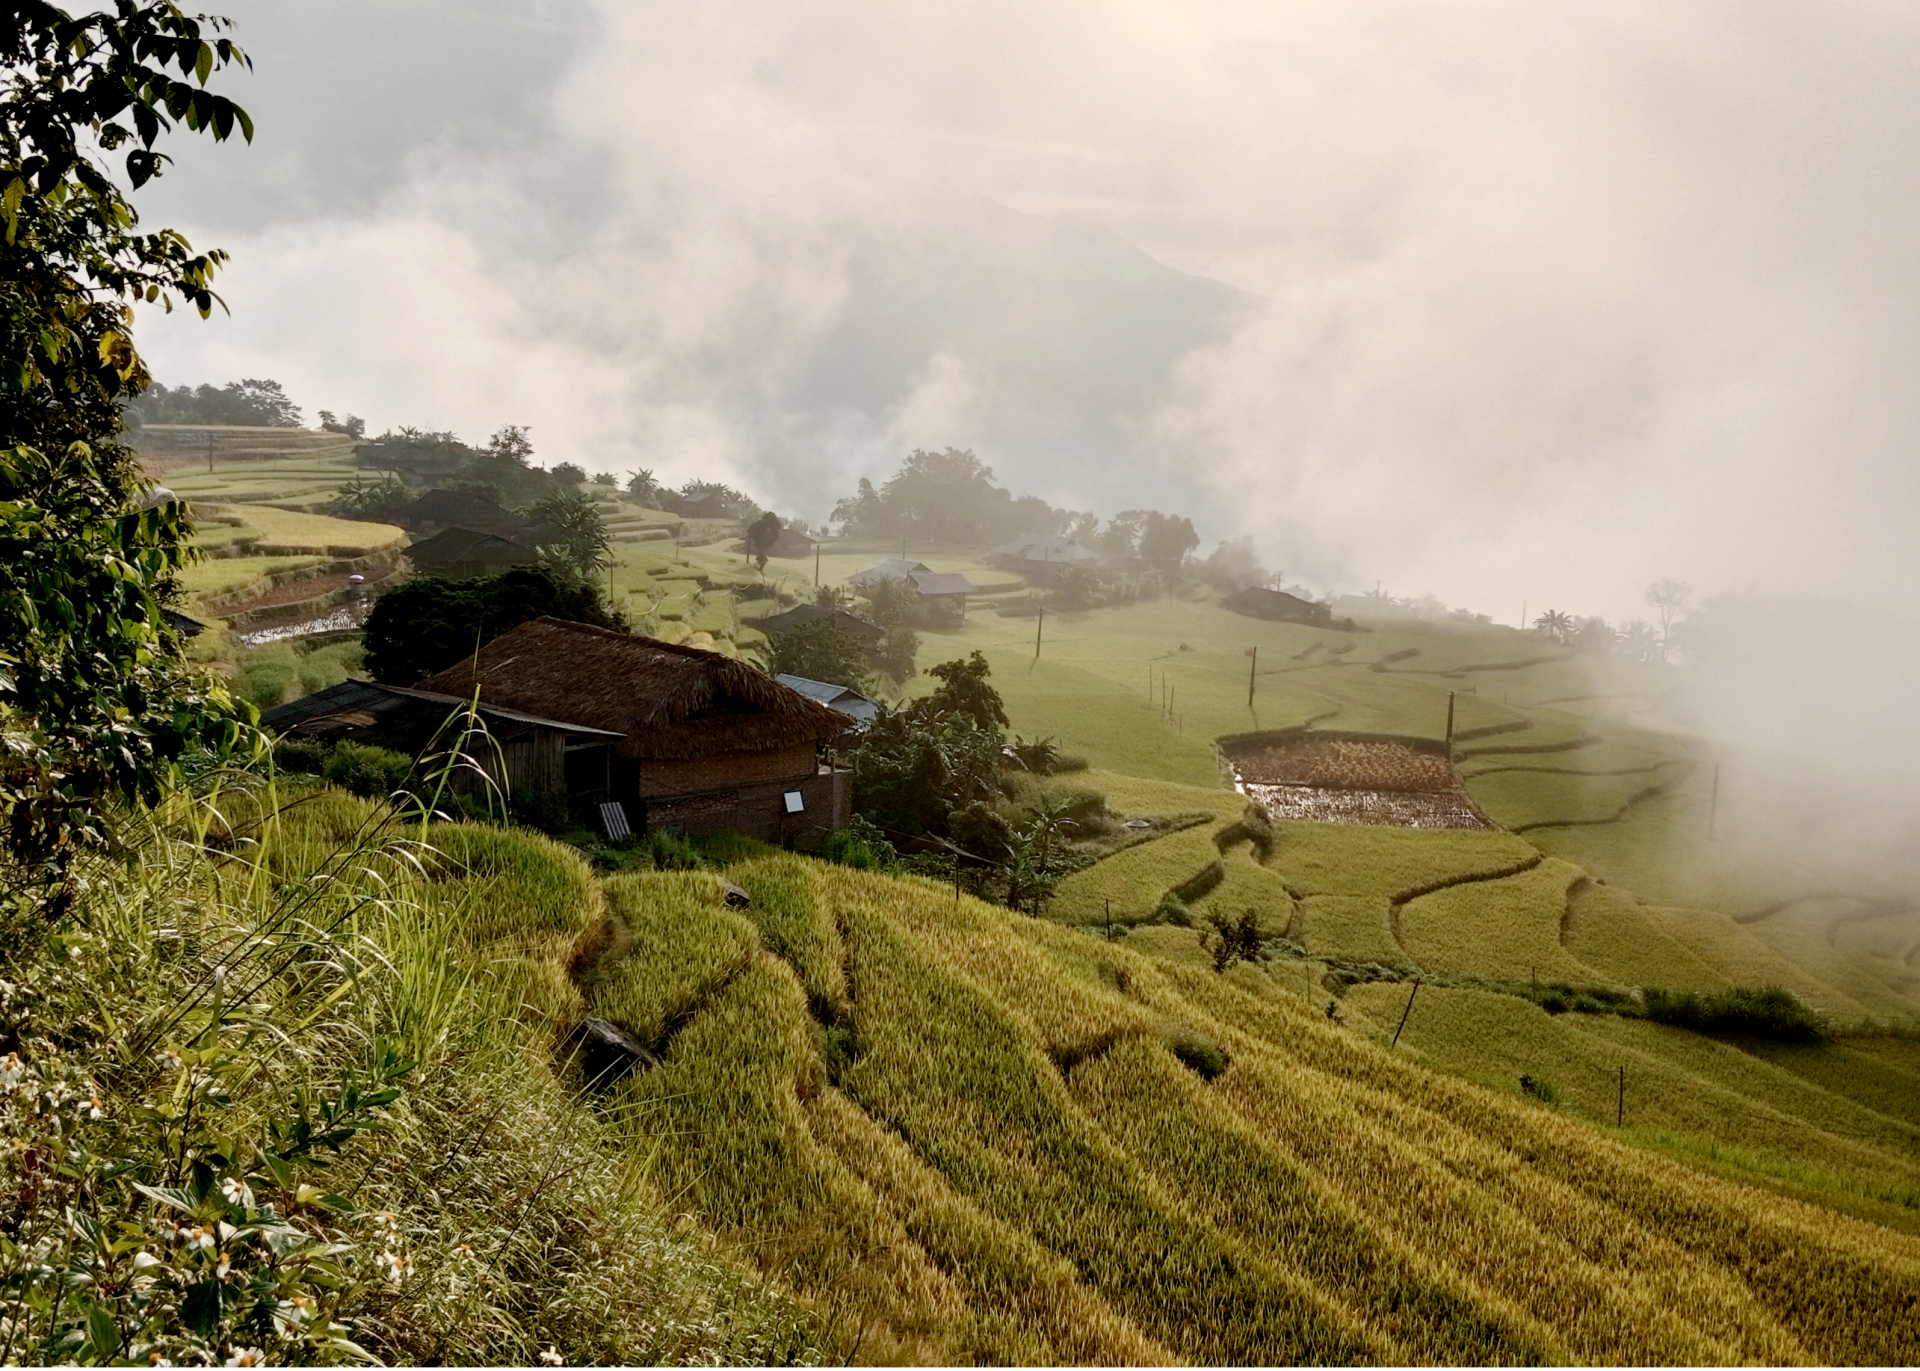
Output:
top-left (1138, 511), bottom-right (1199, 574)
top-left (362, 565), bottom-right (625, 685)
top-left (1645, 578), bottom-right (1692, 659)
top-left (744, 510), bottom-right (783, 571)
top-left (0, 2), bottom-right (257, 873)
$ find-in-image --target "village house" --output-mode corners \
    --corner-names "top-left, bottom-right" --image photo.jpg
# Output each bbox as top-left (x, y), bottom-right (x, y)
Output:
top-left (1220, 585), bottom-right (1339, 627)
top-left (405, 526), bottom-right (538, 579)
top-left (847, 558), bottom-right (977, 603)
top-left (391, 489), bottom-right (540, 543)
top-left (265, 620), bottom-right (854, 843)
top-left (750, 602), bottom-right (884, 650)
top-left (413, 617), bottom-right (852, 844)
top-left (986, 532), bottom-right (1104, 583)
top-left (775, 674), bottom-right (881, 731)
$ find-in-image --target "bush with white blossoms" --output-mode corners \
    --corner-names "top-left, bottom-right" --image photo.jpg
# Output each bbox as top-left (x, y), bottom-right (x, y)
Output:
top-left (0, 961), bottom-right (410, 1365)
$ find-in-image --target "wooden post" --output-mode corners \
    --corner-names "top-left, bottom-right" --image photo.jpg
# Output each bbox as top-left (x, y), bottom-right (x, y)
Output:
top-left (1445, 690), bottom-right (1456, 760)
top-left (814, 538), bottom-right (821, 587)
top-left (1035, 598), bottom-right (1044, 659)
top-left (1707, 764), bottom-right (1721, 839)
top-left (1392, 978), bottom-right (1421, 1048)
top-left (1248, 646), bottom-right (1258, 708)
top-left (1106, 897), bottom-right (1113, 941)
top-left (1617, 1063), bottom-right (1625, 1126)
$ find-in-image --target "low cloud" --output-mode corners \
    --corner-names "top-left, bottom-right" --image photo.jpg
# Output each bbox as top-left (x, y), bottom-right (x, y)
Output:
top-left (139, 0), bottom-right (1920, 631)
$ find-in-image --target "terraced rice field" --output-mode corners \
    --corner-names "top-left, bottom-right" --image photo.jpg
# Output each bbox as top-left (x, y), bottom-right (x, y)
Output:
top-left (574, 852), bottom-right (1920, 1364)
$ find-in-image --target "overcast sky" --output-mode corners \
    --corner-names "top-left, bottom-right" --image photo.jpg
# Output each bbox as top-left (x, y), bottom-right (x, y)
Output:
top-left (135, 0), bottom-right (1920, 627)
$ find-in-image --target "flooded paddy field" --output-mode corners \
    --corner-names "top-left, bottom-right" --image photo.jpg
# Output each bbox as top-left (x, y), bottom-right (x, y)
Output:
top-left (1227, 735), bottom-right (1494, 830)
top-left (1239, 781), bottom-right (1491, 828)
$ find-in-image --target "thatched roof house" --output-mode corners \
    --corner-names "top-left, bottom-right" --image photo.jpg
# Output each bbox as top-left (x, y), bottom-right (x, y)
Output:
top-left (413, 618), bottom-right (853, 843)
top-left (416, 618), bottom-right (848, 758)
top-left (752, 603), bottom-right (883, 647)
top-left (393, 489), bottom-right (537, 542)
top-left (407, 526), bottom-right (536, 579)
top-left (1221, 586), bottom-right (1335, 626)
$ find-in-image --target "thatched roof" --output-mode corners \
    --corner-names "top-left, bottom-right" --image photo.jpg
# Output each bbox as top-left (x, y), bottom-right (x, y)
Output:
top-left (408, 526), bottom-right (536, 567)
top-left (1221, 586), bottom-right (1331, 624)
top-left (414, 617), bottom-right (850, 759)
top-left (752, 603), bottom-right (883, 644)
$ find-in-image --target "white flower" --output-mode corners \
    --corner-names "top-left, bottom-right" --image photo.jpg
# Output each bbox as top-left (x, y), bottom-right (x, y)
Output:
top-left (185, 1226), bottom-right (214, 1252)
top-left (219, 1177), bottom-right (251, 1208)
top-left (131, 1252), bottom-right (162, 1270)
top-left (538, 1348), bottom-right (564, 1366)
top-left (223, 1347), bottom-right (264, 1367)
top-left (374, 1211), bottom-right (397, 1233)
top-left (86, 1095), bottom-right (105, 1120)
top-left (376, 1249), bottom-right (413, 1283)
top-left (214, 1250), bottom-right (231, 1280)
top-left (283, 1293), bottom-right (314, 1324)
top-left (0, 1051), bottom-right (25, 1090)
top-left (155, 1047), bottom-right (182, 1070)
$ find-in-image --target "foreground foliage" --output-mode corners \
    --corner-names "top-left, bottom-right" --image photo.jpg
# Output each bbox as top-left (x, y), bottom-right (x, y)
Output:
top-left (0, 787), bottom-right (815, 1365)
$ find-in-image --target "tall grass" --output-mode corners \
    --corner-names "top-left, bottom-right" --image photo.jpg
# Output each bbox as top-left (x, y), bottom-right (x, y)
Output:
top-left (0, 779), bottom-right (814, 1366)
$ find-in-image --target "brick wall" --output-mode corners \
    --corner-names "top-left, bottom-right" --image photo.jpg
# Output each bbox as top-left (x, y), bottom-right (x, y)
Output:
top-left (647, 767), bottom-right (847, 849)
top-left (634, 744), bottom-right (816, 799)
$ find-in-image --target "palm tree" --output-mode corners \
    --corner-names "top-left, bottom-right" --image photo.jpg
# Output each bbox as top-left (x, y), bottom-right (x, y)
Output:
top-left (625, 467), bottom-right (661, 506)
top-left (1533, 609), bottom-right (1574, 643)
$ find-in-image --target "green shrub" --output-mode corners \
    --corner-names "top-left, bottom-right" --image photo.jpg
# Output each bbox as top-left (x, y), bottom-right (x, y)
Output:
top-left (1643, 984), bottom-right (1826, 1042)
top-left (692, 830), bottom-right (780, 865)
top-left (321, 741), bottom-right (414, 798)
top-left (1050, 785), bottom-right (1107, 824)
top-left (1155, 891), bottom-right (1193, 926)
top-left (819, 827), bottom-right (891, 870)
top-left (1519, 1073), bottom-right (1563, 1106)
top-left (274, 737), bottom-right (328, 774)
top-left (238, 656), bottom-right (297, 709)
top-left (510, 790), bottom-right (571, 834)
top-left (1168, 1032), bottom-right (1231, 1080)
top-left (626, 830), bottom-right (708, 871)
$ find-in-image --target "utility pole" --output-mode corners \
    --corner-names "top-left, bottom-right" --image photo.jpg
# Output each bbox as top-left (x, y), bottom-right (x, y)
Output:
top-left (1521, 600), bottom-right (1527, 631)
top-left (1392, 978), bottom-right (1421, 1048)
top-left (814, 537), bottom-right (821, 587)
top-left (1707, 764), bottom-right (1722, 839)
top-left (1445, 691), bottom-right (1456, 761)
top-left (1248, 646), bottom-right (1258, 708)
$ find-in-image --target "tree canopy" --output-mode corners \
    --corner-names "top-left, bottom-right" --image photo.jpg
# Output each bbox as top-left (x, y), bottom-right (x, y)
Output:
top-left (832, 448), bottom-right (1061, 545)
top-left (0, 1), bottom-right (257, 871)
top-left (768, 621), bottom-right (868, 693)
top-left (124, 377), bottom-right (301, 427)
top-left (361, 564), bottom-right (626, 686)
